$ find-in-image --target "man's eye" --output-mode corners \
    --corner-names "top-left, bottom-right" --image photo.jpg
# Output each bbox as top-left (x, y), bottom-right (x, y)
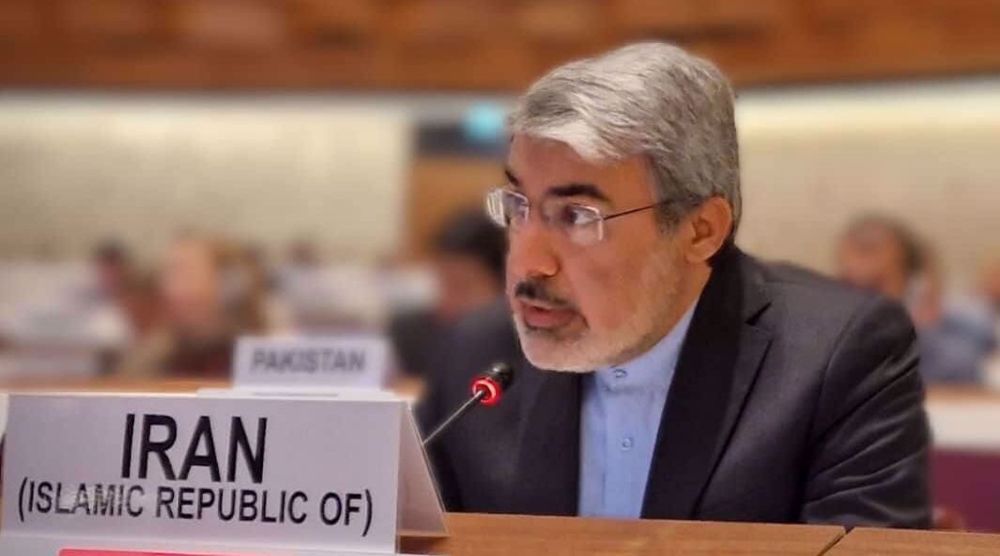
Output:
top-left (504, 197), bottom-right (528, 217)
top-left (562, 206), bottom-right (598, 226)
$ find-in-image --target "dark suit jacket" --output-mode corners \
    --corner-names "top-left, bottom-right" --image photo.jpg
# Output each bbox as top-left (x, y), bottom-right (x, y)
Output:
top-left (418, 246), bottom-right (931, 528)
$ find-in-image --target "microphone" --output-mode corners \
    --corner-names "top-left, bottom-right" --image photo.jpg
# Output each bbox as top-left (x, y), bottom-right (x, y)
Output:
top-left (421, 362), bottom-right (514, 448)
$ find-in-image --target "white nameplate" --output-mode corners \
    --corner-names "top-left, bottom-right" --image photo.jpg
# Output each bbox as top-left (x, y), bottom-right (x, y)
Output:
top-left (233, 335), bottom-right (390, 390)
top-left (0, 392), bottom-right (444, 555)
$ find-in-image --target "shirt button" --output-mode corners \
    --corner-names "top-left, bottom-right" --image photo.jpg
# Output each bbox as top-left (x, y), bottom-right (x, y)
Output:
top-left (621, 436), bottom-right (634, 450)
top-left (613, 368), bottom-right (627, 379)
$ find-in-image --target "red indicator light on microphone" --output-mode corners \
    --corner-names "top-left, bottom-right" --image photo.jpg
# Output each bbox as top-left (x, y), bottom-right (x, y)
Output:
top-left (471, 377), bottom-right (502, 406)
top-left (422, 363), bottom-right (513, 448)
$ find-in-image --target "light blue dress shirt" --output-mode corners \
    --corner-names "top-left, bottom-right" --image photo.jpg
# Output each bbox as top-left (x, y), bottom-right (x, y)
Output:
top-left (578, 302), bottom-right (698, 518)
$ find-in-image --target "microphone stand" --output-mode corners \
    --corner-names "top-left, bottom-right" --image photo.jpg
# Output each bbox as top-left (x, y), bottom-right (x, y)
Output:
top-left (421, 389), bottom-right (487, 448)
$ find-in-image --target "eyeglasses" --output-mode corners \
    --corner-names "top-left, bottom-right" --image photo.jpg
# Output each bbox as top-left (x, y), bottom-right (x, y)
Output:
top-left (485, 187), bottom-right (667, 246)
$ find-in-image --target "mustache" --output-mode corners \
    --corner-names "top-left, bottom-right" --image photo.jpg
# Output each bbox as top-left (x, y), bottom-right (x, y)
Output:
top-left (513, 279), bottom-right (574, 309)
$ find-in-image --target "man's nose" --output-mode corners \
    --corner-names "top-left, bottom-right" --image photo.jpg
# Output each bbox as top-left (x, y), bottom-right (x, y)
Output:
top-left (507, 219), bottom-right (560, 281)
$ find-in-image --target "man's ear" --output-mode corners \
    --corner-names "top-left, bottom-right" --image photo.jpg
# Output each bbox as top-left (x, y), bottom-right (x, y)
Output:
top-left (684, 197), bottom-right (733, 264)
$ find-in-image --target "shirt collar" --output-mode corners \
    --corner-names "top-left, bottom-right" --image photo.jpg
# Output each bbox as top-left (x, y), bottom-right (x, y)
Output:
top-left (594, 298), bottom-right (699, 393)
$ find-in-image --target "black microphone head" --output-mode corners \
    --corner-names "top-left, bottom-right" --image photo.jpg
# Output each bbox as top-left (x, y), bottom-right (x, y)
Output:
top-left (484, 362), bottom-right (514, 389)
top-left (471, 362), bottom-right (514, 406)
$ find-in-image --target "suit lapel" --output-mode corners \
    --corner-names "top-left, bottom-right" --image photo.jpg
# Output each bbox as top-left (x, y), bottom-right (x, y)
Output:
top-left (641, 247), bottom-right (773, 519)
top-left (508, 363), bottom-right (582, 516)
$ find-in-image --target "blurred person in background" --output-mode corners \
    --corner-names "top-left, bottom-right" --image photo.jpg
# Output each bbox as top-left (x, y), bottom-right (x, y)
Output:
top-left (974, 257), bottom-right (1000, 382)
top-left (89, 240), bottom-right (133, 303)
top-left (0, 240), bottom-right (135, 361)
top-left (835, 215), bottom-right (936, 323)
top-left (429, 210), bottom-right (507, 322)
top-left (980, 258), bottom-right (1000, 315)
top-left (836, 215), bottom-right (997, 384)
top-left (62, 240), bottom-right (136, 349)
top-left (288, 237), bottom-right (323, 268)
top-left (117, 233), bottom-right (279, 378)
top-left (390, 209), bottom-right (506, 380)
top-left (116, 271), bottom-right (162, 340)
top-left (95, 270), bottom-right (164, 373)
top-left (275, 237), bottom-right (326, 324)
top-left (245, 241), bottom-right (280, 293)
top-left (70, 240), bottom-right (136, 354)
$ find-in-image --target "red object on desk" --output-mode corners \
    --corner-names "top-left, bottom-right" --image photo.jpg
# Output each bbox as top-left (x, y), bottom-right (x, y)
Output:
top-left (61, 551), bottom-right (257, 556)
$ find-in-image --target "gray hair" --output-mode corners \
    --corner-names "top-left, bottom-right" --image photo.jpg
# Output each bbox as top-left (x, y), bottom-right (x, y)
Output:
top-left (508, 42), bottom-right (741, 235)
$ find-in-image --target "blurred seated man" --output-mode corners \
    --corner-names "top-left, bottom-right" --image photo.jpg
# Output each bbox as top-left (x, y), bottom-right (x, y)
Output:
top-left (977, 258), bottom-right (1000, 381)
top-left (85, 240), bottom-right (133, 303)
top-left (419, 42), bottom-right (930, 528)
top-left (390, 210), bottom-right (506, 380)
top-left (836, 215), bottom-right (996, 384)
top-left (117, 233), bottom-right (276, 378)
top-left (117, 271), bottom-right (162, 340)
top-left (0, 240), bottom-right (133, 368)
top-left (77, 240), bottom-right (136, 354)
top-left (276, 238), bottom-right (384, 330)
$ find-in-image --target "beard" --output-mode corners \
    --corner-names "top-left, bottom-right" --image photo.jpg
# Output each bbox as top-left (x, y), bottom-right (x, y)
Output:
top-left (513, 244), bottom-right (683, 373)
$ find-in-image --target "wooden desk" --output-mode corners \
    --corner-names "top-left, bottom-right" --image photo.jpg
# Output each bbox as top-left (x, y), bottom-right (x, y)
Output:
top-left (827, 528), bottom-right (1000, 555)
top-left (401, 513), bottom-right (844, 556)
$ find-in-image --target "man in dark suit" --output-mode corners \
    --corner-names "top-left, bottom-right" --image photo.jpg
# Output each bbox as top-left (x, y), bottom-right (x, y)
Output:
top-left (418, 42), bottom-right (930, 528)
